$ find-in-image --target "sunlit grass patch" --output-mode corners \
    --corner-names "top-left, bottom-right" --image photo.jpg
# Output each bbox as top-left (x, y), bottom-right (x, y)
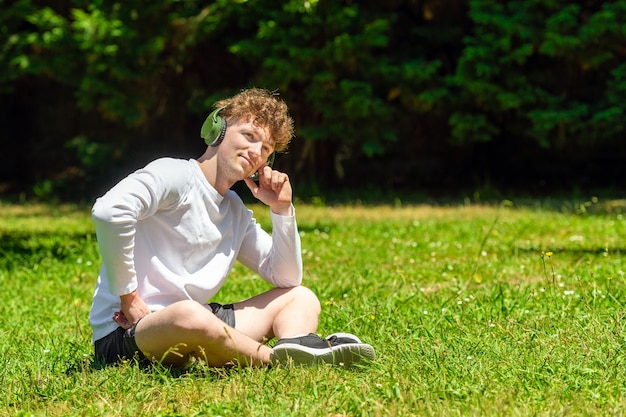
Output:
top-left (2, 199), bottom-right (626, 416)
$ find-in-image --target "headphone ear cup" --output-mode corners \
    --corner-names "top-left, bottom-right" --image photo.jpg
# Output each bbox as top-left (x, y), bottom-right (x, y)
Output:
top-left (201, 107), bottom-right (227, 146)
top-left (267, 152), bottom-right (275, 168)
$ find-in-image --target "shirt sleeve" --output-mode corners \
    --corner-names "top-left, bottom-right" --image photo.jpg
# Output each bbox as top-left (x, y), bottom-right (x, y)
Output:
top-left (91, 161), bottom-right (174, 296)
top-left (237, 205), bottom-right (303, 288)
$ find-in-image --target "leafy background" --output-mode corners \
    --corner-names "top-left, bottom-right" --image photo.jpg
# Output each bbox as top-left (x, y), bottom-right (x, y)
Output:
top-left (1, 0), bottom-right (625, 201)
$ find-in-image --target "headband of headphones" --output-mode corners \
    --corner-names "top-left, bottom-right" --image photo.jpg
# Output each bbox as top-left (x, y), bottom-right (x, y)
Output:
top-left (201, 107), bottom-right (227, 147)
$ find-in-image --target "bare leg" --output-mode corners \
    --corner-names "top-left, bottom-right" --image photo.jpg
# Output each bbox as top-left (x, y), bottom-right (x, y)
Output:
top-left (134, 300), bottom-right (272, 367)
top-left (233, 286), bottom-right (321, 342)
top-left (133, 286), bottom-right (320, 368)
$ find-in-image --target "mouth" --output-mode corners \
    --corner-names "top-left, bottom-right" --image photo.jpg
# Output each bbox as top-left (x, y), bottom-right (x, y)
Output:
top-left (239, 155), bottom-right (258, 177)
top-left (240, 155), bottom-right (254, 167)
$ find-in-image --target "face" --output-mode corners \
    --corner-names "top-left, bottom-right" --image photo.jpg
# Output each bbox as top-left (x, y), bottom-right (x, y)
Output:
top-left (218, 120), bottom-right (274, 180)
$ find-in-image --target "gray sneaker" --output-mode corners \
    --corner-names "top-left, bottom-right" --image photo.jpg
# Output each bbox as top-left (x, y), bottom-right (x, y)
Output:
top-left (271, 333), bottom-right (375, 368)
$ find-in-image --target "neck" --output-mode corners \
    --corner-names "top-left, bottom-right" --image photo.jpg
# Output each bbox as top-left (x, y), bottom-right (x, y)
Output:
top-left (196, 147), bottom-right (232, 195)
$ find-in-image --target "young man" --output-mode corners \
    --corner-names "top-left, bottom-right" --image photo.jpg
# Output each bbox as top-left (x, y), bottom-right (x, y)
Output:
top-left (89, 88), bottom-right (375, 368)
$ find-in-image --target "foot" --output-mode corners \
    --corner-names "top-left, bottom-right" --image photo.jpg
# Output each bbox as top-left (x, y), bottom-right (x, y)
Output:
top-left (271, 333), bottom-right (375, 368)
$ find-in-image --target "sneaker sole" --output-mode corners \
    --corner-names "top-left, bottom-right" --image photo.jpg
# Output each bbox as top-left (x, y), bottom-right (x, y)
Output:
top-left (271, 343), bottom-right (376, 368)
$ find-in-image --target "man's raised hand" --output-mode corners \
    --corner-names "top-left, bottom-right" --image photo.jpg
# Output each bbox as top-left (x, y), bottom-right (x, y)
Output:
top-left (244, 166), bottom-right (292, 216)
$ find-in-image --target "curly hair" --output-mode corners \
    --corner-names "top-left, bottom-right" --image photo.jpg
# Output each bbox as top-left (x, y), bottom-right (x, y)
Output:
top-left (213, 88), bottom-right (294, 153)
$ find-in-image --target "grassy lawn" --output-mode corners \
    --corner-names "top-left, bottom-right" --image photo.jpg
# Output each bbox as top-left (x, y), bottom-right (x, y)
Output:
top-left (1, 198), bottom-right (625, 416)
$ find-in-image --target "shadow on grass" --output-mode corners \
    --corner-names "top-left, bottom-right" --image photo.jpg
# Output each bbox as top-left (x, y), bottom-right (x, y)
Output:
top-left (0, 230), bottom-right (94, 266)
top-left (515, 246), bottom-right (626, 255)
top-left (83, 352), bottom-right (254, 381)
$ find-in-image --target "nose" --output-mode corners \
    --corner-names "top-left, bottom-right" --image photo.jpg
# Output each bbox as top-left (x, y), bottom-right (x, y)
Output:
top-left (249, 141), bottom-right (263, 157)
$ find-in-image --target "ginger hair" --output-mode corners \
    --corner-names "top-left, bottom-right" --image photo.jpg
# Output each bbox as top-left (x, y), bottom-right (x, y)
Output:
top-left (214, 88), bottom-right (294, 152)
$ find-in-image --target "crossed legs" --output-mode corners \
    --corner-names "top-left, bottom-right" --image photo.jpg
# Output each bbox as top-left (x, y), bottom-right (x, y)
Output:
top-left (133, 286), bottom-right (321, 367)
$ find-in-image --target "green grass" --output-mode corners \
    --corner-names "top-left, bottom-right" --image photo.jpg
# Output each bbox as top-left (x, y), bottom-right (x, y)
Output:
top-left (1, 198), bottom-right (626, 416)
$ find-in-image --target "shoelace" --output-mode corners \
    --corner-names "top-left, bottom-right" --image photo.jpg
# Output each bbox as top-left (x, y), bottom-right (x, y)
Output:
top-left (326, 335), bottom-right (353, 347)
top-left (324, 336), bottom-right (335, 348)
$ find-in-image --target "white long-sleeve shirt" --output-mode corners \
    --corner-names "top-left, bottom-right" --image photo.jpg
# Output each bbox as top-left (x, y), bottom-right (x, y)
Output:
top-left (89, 157), bottom-right (302, 342)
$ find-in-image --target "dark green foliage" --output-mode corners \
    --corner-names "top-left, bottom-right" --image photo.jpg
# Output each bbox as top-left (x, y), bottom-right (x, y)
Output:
top-left (450, 0), bottom-right (626, 149)
top-left (231, 2), bottom-right (398, 156)
top-left (1, 0), bottom-right (625, 200)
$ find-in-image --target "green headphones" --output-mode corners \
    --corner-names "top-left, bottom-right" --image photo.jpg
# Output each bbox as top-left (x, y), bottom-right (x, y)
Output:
top-left (200, 107), bottom-right (276, 179)
top-left (201, 107), bottom-right (227, 147)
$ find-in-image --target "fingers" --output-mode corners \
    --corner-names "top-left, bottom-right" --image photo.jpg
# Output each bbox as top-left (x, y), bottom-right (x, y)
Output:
top-left (113, 310), bottom-right (132, 329)
top-left (117, 291), bottom-right (151, 329)
top-left (243, 176), bottom-right (258, 194)
top-left (258, 166), bottom-right (289, 192)
top-left (245, 166), bottom-right (292, 213)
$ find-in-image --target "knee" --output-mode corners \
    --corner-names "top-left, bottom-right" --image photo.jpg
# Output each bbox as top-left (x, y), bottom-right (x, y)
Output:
top-left (169, 300), bottom-right (214, 330)
top-left (290, 286), bottom-right (321, 316)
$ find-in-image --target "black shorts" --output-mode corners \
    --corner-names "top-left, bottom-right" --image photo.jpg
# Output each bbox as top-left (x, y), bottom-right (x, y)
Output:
top-left (93, 302), bottom-right (236, 366)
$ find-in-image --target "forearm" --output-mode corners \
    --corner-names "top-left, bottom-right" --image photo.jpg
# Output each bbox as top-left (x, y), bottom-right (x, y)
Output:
top-left (268, 207), bottom-right (303, 286)
top-left (92, 200), bottom-right (139, 295)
